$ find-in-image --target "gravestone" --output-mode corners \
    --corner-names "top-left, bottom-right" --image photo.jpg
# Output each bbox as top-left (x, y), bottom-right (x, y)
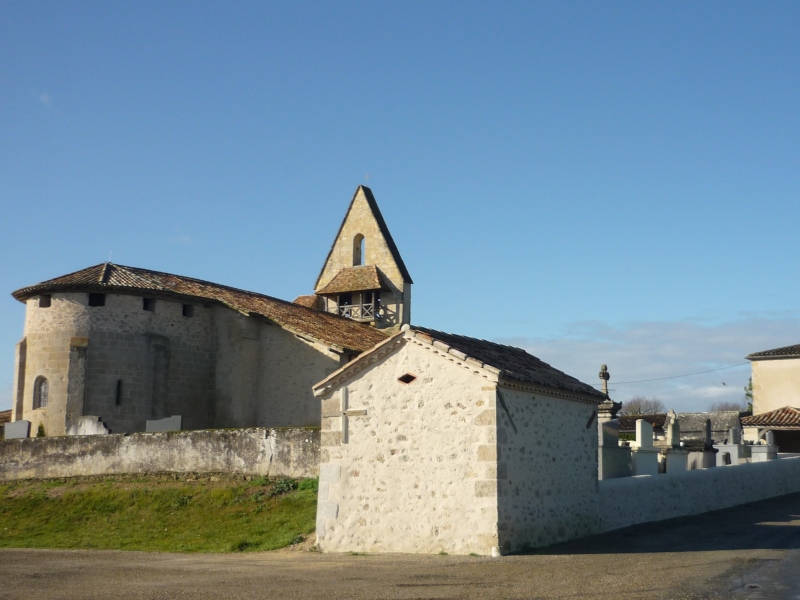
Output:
top-left (66, 416), bottom-right (109, 436)
top-left (687, 419), bottom-right (717, 469)
top-left (4, 420), bottom-right (31, 439)
top-left (145, 415), bottom-right (182, 433)
top-left (714, 425), bottom-right (750, 466)
top-left (751, 430), bottom-right (778, 462)
top-left (663, 410), bottom-right (688, 473)
top-left (630, 419), bottom-right (659, 476)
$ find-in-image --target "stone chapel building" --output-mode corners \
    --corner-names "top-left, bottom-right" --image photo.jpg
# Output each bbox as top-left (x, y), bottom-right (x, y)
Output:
top-left (9, 185), bottom-right (403, 437)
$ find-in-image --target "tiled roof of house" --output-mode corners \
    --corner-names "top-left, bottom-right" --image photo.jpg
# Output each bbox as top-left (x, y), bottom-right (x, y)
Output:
top-left (316, 265), bottom-right (389, 295)
top-left (293, 294), bottom-right (323, 309)
top-left (412, 327), bottom-right (606, 403)
top-left (0, 410), bottom-right (11, 425)
top-left (314, 186), bottom-right (413, 289)
top-left (747, 343), bottom-right (800, 360)
top-left (12, 263), bottom-right (388, 353)
top-left (618, 414), bottom-right (667, 432)
top-left (742, 406), bottom-right (800, 427)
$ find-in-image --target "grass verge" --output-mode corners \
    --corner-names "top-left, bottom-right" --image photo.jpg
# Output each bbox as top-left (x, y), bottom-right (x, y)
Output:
top-left (0, 474), bottom-right (317, 553)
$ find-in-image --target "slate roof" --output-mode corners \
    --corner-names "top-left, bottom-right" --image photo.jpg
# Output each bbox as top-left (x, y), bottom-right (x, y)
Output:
top-left (619, 414), bottom-right (667, 433)
top-left (411, 327), bottom-right (606, 403)
top-left (0, 410), bottom-right (11, 425)
top-left (12, 263), bottom-right (388, 353)
top-left (316, 265), bottom-right (390, 295)
top-left (747, 343), bottom-right (800, 360)
top-left (677, 411), bottom-right (746, 437)
top-left (742, 406), bottom-right (800, 428)
top-left (314, 186), bottom-right (413, 290)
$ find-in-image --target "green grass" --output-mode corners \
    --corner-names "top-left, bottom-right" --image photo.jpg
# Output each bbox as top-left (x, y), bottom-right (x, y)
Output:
top-left (0, 474), bottom-right (318, 553)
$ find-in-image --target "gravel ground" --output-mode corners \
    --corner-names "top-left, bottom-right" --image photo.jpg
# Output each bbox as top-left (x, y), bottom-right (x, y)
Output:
top-left (3, 492), bottom-right (800, 600)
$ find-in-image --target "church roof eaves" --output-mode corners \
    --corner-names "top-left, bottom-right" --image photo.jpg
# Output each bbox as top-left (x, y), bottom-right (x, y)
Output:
top-left (12, 263), bottom-right (388, 354)
top-left (747, 343), bottom-right (800, 360)
top-left (313, 325), bottom-right (605, 405)
top-left (313, 185), bottom-right (413, 290)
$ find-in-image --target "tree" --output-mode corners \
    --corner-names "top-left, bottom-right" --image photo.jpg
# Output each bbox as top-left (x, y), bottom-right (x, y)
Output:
top-left (620, 396), bottom-right (666, 415)
top-left (744, 377), bottom-right (753, 412)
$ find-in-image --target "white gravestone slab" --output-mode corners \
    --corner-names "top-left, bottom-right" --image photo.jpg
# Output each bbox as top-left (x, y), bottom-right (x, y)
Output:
top-left (4, 420), bottom-right (31, 439)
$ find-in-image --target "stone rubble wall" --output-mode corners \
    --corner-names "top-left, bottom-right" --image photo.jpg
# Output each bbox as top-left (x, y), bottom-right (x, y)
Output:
top-left (0, 427), bottom-right (319, 482)
top-left (598, 455), bottom-right (800, 533)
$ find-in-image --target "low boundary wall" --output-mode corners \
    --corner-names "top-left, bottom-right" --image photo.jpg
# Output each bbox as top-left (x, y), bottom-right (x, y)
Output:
top-left (598, 455), bottom-right (800, 533)
top-left (0, 428), bottom-right (320, 481)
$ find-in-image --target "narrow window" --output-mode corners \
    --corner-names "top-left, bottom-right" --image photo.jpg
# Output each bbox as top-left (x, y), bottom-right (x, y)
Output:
top-left (398, 373), bottom-right (417, 384)
top-left (115, 379), bottom-right (123, 406)
top-left (143, 298), bottom-right (155, 311)
top-left (38, 295), bottom-right (51, 308)
top-left (88, 293), bottom-right (106, 307)
top-left (33, 376), bottom-right (48, 409)
top-left (353, 234), bottom-right (365, 266)
top-left (182, 304), bottom-right (194, 317)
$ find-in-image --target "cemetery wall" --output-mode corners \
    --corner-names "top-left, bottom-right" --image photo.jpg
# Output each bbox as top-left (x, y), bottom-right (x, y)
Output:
top-left (0, 427), bottom-right (320, 481)
top-left (597, 456), bottom-right (800, 532)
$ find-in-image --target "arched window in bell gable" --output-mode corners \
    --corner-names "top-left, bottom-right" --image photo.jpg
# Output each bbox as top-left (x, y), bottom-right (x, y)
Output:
top-left (33, 376), bottom-right (48, 409)
top-left (353, 234), bottom-right (365, 266)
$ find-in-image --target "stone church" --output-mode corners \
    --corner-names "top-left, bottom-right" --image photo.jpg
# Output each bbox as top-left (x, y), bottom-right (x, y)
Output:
top-left (9, 186), bottom-right (409, 437)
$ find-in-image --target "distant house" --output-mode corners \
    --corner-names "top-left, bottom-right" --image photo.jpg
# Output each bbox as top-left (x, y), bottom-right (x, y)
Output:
top-left (743, 343), bottom-right (800, 451)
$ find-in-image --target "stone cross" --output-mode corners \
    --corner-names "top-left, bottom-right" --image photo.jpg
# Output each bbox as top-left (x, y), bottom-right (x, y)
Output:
top-left (322, 387), bottom-right (368, 444)
top-left (599, 364), bottom-right (610, 396)
top-left (667, 409), bottom-right (681, 448)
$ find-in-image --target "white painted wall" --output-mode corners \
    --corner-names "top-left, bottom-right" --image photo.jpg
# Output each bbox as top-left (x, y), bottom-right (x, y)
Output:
top-left (598, 456), bottom-right (800, 532)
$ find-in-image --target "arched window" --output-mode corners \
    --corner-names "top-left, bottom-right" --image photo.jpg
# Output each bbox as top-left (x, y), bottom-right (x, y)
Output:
top-left (33, 376), bottom-right (48, 409)
top-left (353, 234), bottom-right (365, 266)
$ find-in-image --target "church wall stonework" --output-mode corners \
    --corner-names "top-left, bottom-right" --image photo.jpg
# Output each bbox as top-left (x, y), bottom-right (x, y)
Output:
top-left (316, 340), bottom-right (500, 554)
top-left (16, 292), bottom-right (216, 435)
top-left (497, 389), bottom-right (600, 552)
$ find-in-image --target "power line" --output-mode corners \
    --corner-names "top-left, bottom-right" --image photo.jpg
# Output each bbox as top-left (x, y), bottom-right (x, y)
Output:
top-left (592, 362), bottom-right (750, 386)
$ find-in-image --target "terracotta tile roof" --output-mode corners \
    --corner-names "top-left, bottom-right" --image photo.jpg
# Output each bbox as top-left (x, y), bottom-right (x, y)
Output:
top-left (0, 410), bottom-right (11, 425)
top-left (742, 406), bottom-right (800, 427)
top-left (12, 263), bottom-right (388, 353)
top-left (618, 414), bottom-right (667, 432)
top-left (412, 327), bottom-right (606, 403)
top-left (316, 265), bottom-right (389, 295)
top-left (293, 294), bottom-right (323, 310)
top-left (747, 343), bottom-right (800, 360)
top-left (314, 186), bottom-right (413, 289)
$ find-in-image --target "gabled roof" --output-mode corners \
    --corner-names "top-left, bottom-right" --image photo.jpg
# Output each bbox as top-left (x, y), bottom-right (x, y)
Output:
top-left (12, 263), bottom-right (388, 354)
top-left (676, 411), bottom-right (746, 436)
top-left (747, 343), bottom-right (800, 360)
top-left (316, 265), bottom-right (390, 295)
top-left (742, 406), bottom-right (800, 428)
top-left (293, 294), bottom-right (323, 310)
top-left (314, 186), bottom-right (412, 290)
top-left (0, 410), bottom-right (11, 425)
top-left (314, 325), bottom-right (606, 404)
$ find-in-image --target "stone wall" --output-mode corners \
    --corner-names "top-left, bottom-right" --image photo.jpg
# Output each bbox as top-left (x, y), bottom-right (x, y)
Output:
top-left (597, 456), bottom-right (800, 533)
top-left (498, 389), bottom-right (600, 552)
top-left (316, 340), bottom-right (499, 554)
top-left (0, 427), bottom-right (319, 481)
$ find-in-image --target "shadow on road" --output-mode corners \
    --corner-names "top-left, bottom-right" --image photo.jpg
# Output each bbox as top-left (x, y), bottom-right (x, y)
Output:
top-left (532, 491), bottom-right (800, 555)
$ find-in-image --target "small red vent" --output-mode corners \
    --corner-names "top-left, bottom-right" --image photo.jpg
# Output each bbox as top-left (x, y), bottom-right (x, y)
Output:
top-left (397, 373), bottom-right (417, 384)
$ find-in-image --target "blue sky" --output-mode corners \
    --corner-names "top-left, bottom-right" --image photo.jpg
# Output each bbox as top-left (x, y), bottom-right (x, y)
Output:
top-left (2, 1), bottom-right (799, 412)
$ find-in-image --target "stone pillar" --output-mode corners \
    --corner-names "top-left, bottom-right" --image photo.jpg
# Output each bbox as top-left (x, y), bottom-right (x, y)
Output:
top-left (12, 337), bottom-right (27, 422)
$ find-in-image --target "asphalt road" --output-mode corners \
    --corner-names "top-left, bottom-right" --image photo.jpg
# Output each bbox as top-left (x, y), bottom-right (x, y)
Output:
top-left (4, 492), bottom-right (800, 600)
